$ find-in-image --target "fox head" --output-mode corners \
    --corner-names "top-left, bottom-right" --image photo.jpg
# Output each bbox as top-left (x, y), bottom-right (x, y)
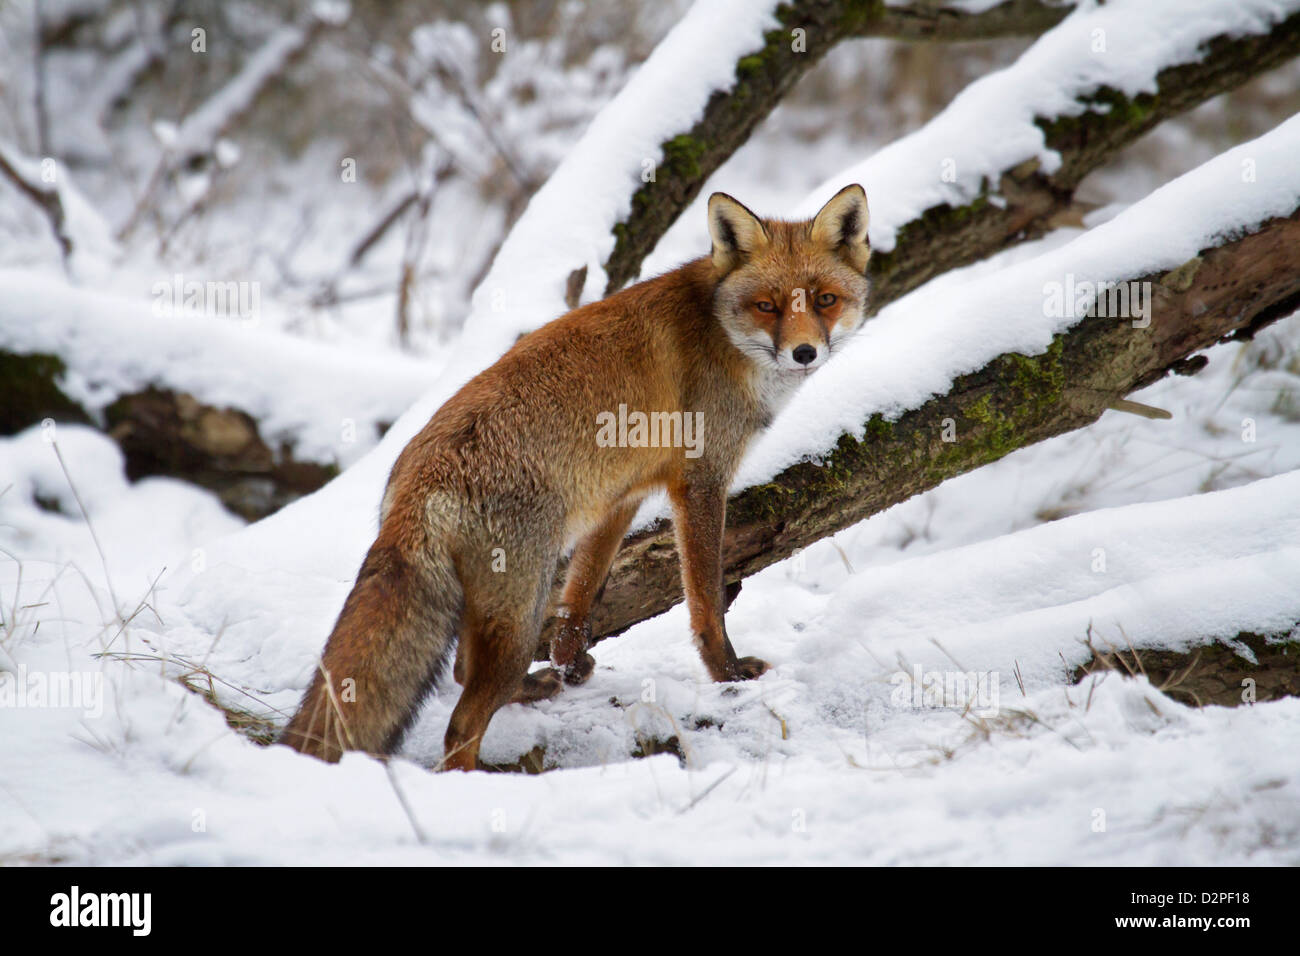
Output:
top-left (709, 184), bottom-right (871, 376)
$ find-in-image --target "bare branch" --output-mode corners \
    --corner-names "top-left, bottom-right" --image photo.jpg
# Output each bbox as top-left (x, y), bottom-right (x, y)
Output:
top-left (603, 0), bottom-right (1081, 292)
top-left (0, 144), bottom-right (70, 262)
top-left (601, 2), bottom-right (1300, 295)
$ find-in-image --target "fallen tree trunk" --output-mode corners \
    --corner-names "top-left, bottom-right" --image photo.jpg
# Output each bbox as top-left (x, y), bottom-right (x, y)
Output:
top-left (0, 270), bottom-right (433, 520)
top-left (0, 357), bottom-right (339, 521)
top-left (605, 3), bottom-right (1300, 297)
top-left (541, 204), bottom-right (1300, 656)
top-left (1070, 628), bottom-right (1300, 708)
top-left (866, 9), bottom-right (1300, 315)
top-left (603, 0), bottom-right (1080, 291)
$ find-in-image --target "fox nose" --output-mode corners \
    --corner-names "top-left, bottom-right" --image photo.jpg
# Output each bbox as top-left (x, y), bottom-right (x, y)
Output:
top-left (792, 344), bottom-right (817, 366)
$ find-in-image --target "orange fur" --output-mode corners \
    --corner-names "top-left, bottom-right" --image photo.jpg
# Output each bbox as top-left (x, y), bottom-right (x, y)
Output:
top-left (281, 185), bottom-right (872, 769)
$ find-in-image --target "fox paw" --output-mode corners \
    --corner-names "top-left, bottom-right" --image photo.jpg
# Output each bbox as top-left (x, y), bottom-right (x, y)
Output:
top-left (512, 667), bottom-right (565, 703)
top-left (733, 656), bottom-right (770, 681)
top-left (562, 651), bottom-right (596, 686)
top-left (550, 613), bottom-right (592, 673)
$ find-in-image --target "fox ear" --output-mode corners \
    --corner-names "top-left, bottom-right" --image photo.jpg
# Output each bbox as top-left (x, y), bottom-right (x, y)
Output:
top-left (708, 192), bottom-right (768, 273)
top-left (810, 184), bottom-right (870, 273)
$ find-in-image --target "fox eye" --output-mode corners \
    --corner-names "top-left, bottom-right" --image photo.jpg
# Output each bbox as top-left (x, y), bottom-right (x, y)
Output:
top-left (754, 300), bottom-right (778, 314)
top-left (816, 292), bottom-right (837, 308)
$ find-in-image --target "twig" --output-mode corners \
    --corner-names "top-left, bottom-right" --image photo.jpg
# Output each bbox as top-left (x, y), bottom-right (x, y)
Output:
top-left (31, 2), bottom-right (51, 158)
top-left (384, 761), bottom-right (430, 844)
top-left (0, 144), bottom-right (70, 262)
top-left (678, 765), bottom-right (737, 815)
top-left (349, 191), bottom-right (418, 269)
top-left (50, 440), bottom-right (121, 622)
top-left (1108, 398), bottom-right (1173, 420)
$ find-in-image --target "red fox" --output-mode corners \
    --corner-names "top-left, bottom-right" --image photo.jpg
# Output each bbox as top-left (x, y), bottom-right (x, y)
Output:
top-left (281, 184), bottom-right (871, 770)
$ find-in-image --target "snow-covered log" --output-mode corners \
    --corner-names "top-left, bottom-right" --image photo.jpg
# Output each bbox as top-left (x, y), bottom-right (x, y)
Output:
top-left (602, 0), bottom-right (1079, 290)
top-left (567, 114), bottom-right (1300, 652)
top-left (1071, 630), bottom-right (1300, 708)
top-left (0, 273), bottom-right (433, 519)
top-left (606, 0), bottom-right (1300, 296)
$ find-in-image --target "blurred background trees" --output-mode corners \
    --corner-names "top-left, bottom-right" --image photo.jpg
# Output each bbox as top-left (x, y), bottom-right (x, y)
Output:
top-left (4, 0), bottom-right (1293, 354)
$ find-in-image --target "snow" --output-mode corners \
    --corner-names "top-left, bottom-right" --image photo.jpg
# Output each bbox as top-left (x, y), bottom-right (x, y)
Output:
top-left (3, 143), bottom-right (1298, 866)
top-left (811, 471), bottom-right (1300, 675)
top-left (0, 425), bottom-right (243, 593)
top-left (462, 0), bottom-right (782, 344)
top-left (2, 425), bottom-right (1297, 863)
top-left (2, 0), bottom-right (1299, 866)
top-left (0, 270), bottom-right (434, 467)
top-left (803, 0), bottom-right (1300, 252)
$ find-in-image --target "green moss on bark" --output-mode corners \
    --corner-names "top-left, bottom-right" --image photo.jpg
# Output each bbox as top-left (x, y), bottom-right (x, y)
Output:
top-left (0, 349), bottom-right (92, 435)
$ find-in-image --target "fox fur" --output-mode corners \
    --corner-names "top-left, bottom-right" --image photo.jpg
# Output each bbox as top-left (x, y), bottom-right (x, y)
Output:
top-left (281, 184), bottom-right (872, 770)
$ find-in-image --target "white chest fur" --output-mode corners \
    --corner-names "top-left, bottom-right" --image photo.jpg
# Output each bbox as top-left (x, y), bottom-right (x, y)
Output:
top-left (752, 367), bottom-right (808, 424)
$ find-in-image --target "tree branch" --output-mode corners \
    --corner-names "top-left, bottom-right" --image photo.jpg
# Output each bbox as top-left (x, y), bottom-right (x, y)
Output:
top-left (602, 2), bottom-right (1300, 295)
top-left (0, 145), bottom-right (70, 261)
top-left (866, 10), bottom-right (1300, 315)
top-left (871, 0), bottom-right (1076, 41)
top-left (601, 0), bottom-right (1078, 294)
top-left (543, 202), bottom-right (1300, 656)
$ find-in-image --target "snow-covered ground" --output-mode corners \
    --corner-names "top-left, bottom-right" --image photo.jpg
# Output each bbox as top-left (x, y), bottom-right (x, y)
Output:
top-left (4, 216), bottom-right (1298, 864)
top-left (2, 396), bottom-right (1298, 864)
top-left (2, 0), bottom-right (1298, 865)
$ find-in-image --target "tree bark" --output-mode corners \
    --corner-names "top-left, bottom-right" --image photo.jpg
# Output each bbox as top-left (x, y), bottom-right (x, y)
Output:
top-left (1070, 628), bottom-right (1300, 708)
top-left (102, 387), bottom-right (340, 521)
top-left (541, 206), bottom-right (1300, 656)
top-left (871, 0), bottom-right (1075, 41)
top-left (0, 360), bottom-right (340, 521)
top-left (603, 3), bottom-right (1300, 296)
top-left (867, 11), bottom-right (1300, 316)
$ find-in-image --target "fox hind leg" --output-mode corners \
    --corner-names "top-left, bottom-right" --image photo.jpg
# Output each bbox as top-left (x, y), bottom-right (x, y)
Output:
top-left (454, 631), bottom-right (561, 702)
top-left (442, 557), bottom-right (555, 771)
top-left (549, 496), bottom-right (644, 685)
top-left (442, 615), bottom-right (545, 771)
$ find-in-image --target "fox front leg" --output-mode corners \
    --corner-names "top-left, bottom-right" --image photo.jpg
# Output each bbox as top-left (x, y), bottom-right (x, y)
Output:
top-left (668, 479), bottom-right (768, 682)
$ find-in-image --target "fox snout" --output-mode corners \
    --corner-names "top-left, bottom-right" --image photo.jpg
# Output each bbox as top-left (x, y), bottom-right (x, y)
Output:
top-left (792, 344), bottom-right (817, 366)
top-left (771, 301), bottom-right (837, 370)
top-left (765, 309), bottom-right (830, 371)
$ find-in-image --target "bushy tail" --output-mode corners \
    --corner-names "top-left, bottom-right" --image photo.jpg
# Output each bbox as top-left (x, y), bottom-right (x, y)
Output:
top-left (280, 529), bottom-right (463, 762)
